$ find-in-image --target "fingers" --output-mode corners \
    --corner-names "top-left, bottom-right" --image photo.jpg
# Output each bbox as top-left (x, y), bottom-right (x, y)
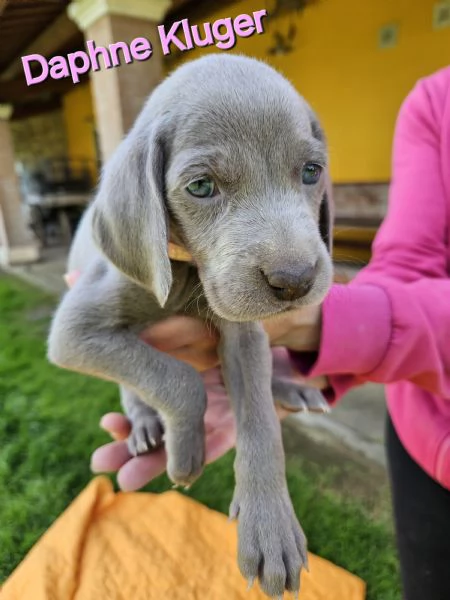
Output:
top-left (91, 438), bottom-right (167, 491)
top-left (92, 420), bottom-right (235, 491)
top-left (263, 305), bottom-right (322, 351)
top-left (91, 440), bottom-right (132, 473)
top-left (262, 311), bottom-right (294, 343)
top-left (139, 316), bottom-right (218, 350)
top-left (139, 316), bottom-right (220, 372)
top-left (99, 412), bottom-right (131, 440)
top-left (272, 347), bottom-right (329, 390)
top-left (275, 405), bottom-right (292, 420)
top-left (169, 347), bottom-right (219, 372)
top-left (94, 376), bottom-right (236, 491)
top-left (117, 449), bottom-right (167, 491)
top-left (292, 372), bottom-right (329, 390)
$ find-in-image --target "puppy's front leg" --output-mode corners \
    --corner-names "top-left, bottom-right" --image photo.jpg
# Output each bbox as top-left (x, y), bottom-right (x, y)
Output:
top-left (48, 283), bottom-right (206, 487)
top-left (272, 378), bottom-right (330, 414)
top-left (219, 321), bottom-right (308, 598)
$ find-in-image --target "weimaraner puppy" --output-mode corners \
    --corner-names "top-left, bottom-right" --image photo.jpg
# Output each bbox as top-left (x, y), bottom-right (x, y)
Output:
top-left (47, 54), bottom-right (333, 598)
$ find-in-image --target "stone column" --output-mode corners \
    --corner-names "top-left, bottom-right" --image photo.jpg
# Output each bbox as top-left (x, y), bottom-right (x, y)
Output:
top-left (0, 107), bottom-right (40, 266)
top-left (68, 0), bottom-right (171, 162)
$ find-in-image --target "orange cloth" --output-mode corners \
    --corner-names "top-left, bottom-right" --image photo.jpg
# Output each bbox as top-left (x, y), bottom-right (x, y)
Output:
top-left (1, 477), bottom-right (365, 599)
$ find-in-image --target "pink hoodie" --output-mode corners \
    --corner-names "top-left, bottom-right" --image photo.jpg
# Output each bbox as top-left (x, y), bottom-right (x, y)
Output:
top-left (292, 66), bottom-right (450, 489)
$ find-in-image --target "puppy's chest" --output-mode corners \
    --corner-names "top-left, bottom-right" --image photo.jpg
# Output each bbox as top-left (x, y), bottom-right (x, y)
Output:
top-left (125, 263), bottom-right (212, 332)
top-left (170, 263), bottom-right (210, 319)
top-left (180, 292), bottom-right (211, 321)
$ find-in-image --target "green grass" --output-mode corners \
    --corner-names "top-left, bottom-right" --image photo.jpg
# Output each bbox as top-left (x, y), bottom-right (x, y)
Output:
top-left (0, 273), bottom-right (400, 598)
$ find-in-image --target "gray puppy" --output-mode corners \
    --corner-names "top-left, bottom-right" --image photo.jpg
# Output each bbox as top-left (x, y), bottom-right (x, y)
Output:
top-left (47, 54), bottom-right (333, 598)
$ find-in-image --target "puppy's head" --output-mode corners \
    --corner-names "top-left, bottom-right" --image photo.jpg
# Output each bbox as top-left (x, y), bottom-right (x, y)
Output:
top-left (92, 54), bottom-right (333, 321)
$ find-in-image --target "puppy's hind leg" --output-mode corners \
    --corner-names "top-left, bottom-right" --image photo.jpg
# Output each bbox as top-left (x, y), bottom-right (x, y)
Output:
top-left (120, 385), bottom-right (165, 455)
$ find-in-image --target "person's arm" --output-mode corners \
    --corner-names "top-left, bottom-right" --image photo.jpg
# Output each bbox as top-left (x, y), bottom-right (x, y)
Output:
top-left (290, 70), bottom-right (450, 402)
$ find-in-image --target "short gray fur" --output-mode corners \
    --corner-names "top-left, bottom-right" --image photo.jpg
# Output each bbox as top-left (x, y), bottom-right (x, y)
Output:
top-left (47, 54), bottom-right (333, 598)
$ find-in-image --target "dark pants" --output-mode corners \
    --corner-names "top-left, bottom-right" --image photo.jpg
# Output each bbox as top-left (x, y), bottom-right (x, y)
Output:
top-left (386, 415), bottom-right (450, 600)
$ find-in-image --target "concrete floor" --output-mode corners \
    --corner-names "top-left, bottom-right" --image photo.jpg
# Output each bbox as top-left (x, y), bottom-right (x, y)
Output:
top-left (3, 245), bottom-right (69, 297)
top-left (3, 246), bottom-right (388, 469)
top-left (294, 384), bottom-right (387, 467)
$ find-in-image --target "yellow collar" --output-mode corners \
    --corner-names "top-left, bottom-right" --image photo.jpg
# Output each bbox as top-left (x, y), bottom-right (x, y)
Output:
top-left (168, 241), bottom-right (193, 263)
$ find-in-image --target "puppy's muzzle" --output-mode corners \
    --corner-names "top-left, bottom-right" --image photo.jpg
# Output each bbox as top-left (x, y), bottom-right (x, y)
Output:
top-left (261, 262), bottom-right (318, 301)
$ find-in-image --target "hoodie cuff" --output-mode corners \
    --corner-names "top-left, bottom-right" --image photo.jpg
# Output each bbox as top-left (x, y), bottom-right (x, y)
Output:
top-left (289, 282), bottom-right (392, 379)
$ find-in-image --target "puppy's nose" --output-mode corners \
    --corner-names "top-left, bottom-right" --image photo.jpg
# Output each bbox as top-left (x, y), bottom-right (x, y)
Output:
top-left (262, 263), bottom-right (317, 301)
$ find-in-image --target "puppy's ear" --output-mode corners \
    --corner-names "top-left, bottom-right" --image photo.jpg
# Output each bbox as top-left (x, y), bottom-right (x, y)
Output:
top-left (319, 182), bottom-right (333, 254)
top-left (91, 122), bottom-right (172, 307)
top-left (308, 109), bottom-right (333, 254)
top-left (308, 109), bottom-right (326, 144)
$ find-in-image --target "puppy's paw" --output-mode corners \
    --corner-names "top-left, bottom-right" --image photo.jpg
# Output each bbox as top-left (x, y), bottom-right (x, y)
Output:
top-left (272, 377), bottom-right (330, 414)
top-left (127, 408), bottom-right (164, 456)
top-left (165, 420), bottom-right (206, 487)
top-left (230, 487), bottom-right (308, 598)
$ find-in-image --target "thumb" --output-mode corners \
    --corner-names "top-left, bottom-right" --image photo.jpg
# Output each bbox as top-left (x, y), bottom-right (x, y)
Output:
top-left (292, 372), bottom-right (329, 390)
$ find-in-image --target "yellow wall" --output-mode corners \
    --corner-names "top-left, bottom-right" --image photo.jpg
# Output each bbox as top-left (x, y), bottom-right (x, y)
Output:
top-left (62, 82), bottom-right (98, 181)
top-left (165, 0), bottom-right (450, 183)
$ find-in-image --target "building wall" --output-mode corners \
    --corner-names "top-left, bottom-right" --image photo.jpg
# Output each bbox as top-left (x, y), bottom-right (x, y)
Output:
top-left (55, 1), bottom-right (449, 185)
top-left (165, 0), bottom-right (450, 183)
top-left (10, 111), bottom-right (68, 168)
top-left (62, 81), bottom-right (99, 180)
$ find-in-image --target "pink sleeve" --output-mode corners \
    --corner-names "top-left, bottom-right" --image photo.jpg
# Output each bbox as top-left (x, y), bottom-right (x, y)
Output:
top-left (291, 71), bottom-right (450, 402)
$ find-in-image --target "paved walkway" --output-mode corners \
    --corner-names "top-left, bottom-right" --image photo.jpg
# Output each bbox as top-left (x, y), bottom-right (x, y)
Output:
top-left (4, 246), bottom-right (69, 297)
top-left (3, 247), bottom-right (388, 469)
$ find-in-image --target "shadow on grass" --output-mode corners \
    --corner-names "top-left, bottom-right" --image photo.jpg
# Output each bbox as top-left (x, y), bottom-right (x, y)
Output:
top-left (0, 274), bottom-right (400, 598)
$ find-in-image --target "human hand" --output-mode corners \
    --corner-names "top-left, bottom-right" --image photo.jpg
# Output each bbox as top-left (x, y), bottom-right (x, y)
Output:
top-left (91, 366), bottom-right (233, 490)
top-left (139, 305), bottom-right (323, 374)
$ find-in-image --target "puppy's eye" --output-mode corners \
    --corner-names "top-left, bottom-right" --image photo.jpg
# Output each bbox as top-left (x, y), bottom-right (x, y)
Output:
top-left (302, 163), bottom-right (323, 185)
top-left (186, 177), bottom-right (217, 198)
